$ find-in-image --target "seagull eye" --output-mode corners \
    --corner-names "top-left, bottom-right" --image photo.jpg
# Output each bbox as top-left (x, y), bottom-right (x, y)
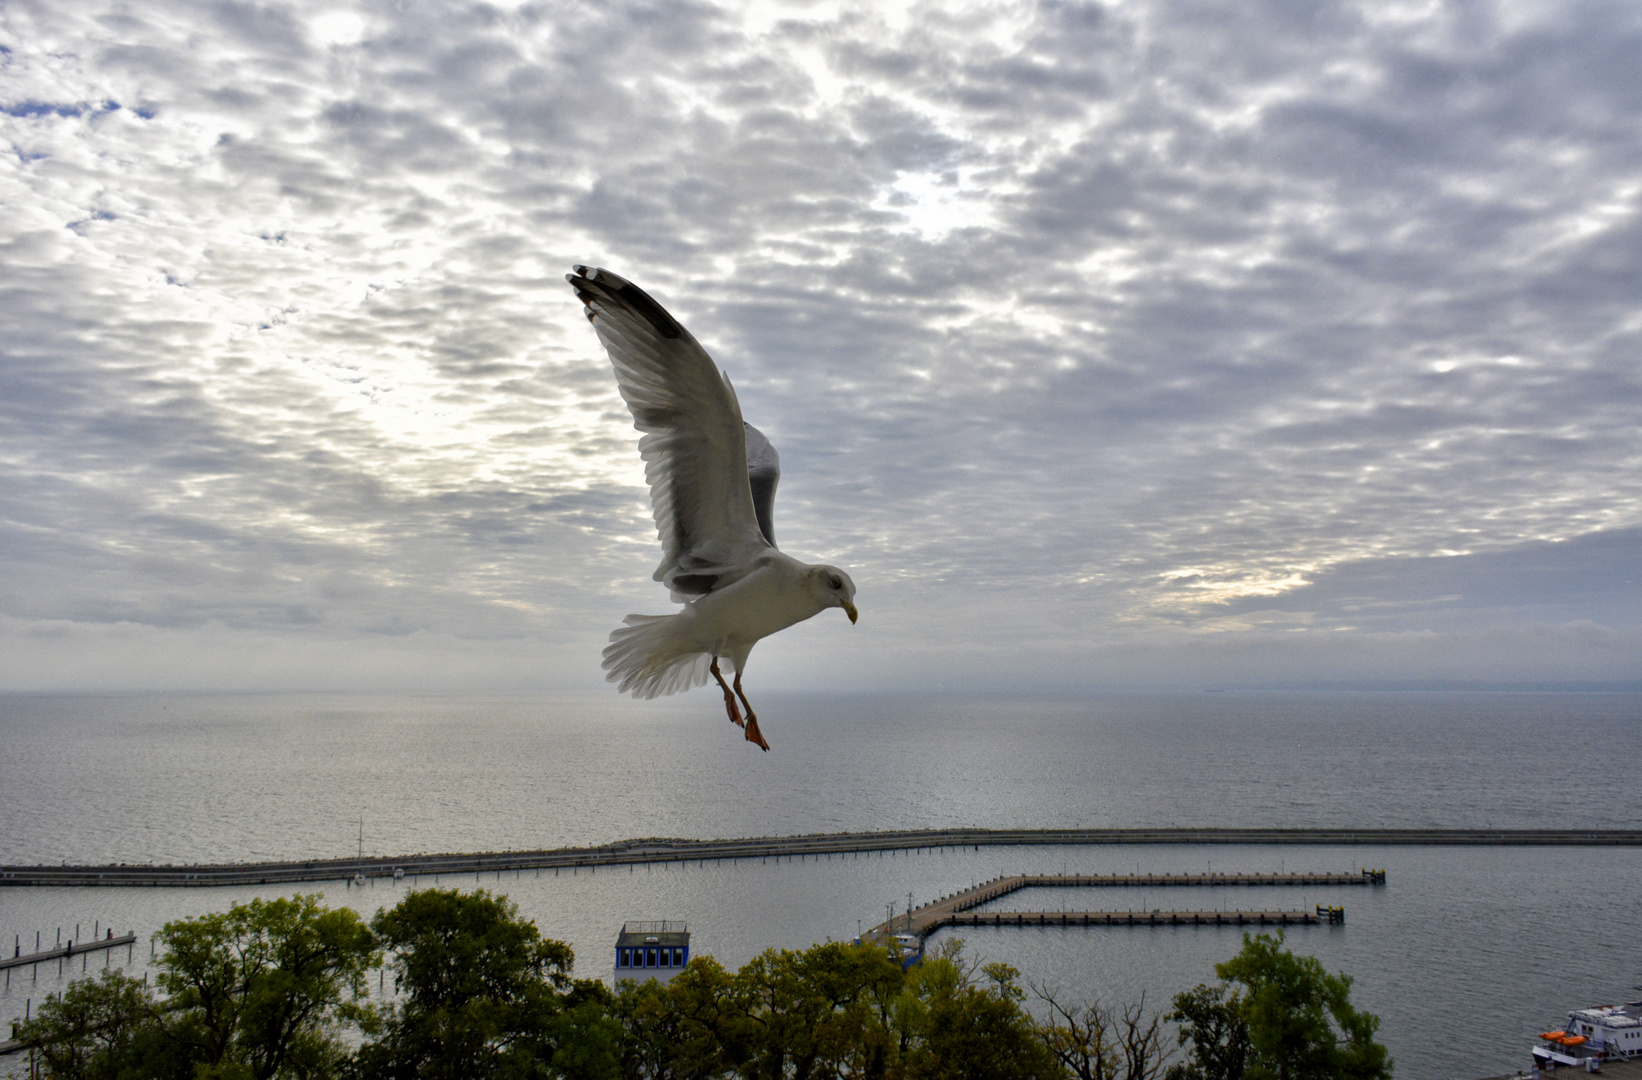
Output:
top-left (829, 576), bottom-right (842, 590)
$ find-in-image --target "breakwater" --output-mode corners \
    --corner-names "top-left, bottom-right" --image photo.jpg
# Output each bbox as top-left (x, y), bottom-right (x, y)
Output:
top-left (3, 828), bottom-right (1636, 888)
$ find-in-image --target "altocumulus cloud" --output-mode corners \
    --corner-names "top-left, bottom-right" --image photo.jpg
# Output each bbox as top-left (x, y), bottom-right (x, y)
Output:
top-left (0, 0), bottom-right (1639, 692)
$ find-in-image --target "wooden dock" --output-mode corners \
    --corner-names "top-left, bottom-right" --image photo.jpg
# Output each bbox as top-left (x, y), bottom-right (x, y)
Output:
top-left (944, 870), bottom-right (1382, 897)
top-left (2, 826), bottom-right (1629, 888)
top-left (934, 909), bottom-right (1322, 930)
top-left (1, 933), bottom-right (138, 971)
top-left (862, 872), bottom-right (1358, 942)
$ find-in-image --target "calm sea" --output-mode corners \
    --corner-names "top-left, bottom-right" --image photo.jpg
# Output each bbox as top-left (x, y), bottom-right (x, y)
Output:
top-left (2, 691), bottom-right (1639, 1079)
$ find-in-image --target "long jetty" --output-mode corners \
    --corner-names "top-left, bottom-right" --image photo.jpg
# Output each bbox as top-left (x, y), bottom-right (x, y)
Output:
top-left (4, 828), bottom-right (1636, 888)
top-left (862, 871), bottom-right (1366, 942)
top-left (935, 910), bottom-right (1323, 931)
top-left (2, 933), bottom-right (138, 971)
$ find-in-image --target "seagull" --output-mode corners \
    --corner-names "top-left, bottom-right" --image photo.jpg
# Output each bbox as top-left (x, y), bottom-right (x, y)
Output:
top-left (567, 266), bottom-right (858, 750)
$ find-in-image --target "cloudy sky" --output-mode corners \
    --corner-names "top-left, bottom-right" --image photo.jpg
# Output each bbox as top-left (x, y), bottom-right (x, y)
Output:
top-left (2, 0), bottom-right (1639, 694)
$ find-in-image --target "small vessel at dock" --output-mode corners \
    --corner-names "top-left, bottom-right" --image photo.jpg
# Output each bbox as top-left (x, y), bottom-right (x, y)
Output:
top-left (890, 933), bottom-right (923, 969)
top-left (1532, 995), bottom-right (1642, 1069)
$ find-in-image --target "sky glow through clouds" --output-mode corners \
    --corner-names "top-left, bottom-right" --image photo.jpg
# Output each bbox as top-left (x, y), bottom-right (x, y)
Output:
top-left (1, 0), bottom-right (1639, 692)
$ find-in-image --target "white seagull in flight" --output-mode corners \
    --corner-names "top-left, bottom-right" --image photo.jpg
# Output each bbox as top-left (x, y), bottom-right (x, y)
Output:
top-left (568, 266), bottom-right (858, 750)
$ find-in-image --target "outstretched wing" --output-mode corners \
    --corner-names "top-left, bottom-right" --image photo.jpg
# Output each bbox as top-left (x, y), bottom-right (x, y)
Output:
top-left (569, 266), bottom-right (772, 599)
top-left (744, 422), bottom-right (780, 548)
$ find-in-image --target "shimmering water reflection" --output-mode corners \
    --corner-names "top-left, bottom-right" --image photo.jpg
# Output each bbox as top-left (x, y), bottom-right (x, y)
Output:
top-left (5, 843), bottom-right (1640, 1080)
top-left (2, 691), bottom-right (1640, 1079)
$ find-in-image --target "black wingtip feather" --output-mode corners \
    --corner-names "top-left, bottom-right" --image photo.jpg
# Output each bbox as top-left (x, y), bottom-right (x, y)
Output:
top-left (565, 265), bottom-right (683, 340)
top-left (614, 280), bottom-right (682, 339)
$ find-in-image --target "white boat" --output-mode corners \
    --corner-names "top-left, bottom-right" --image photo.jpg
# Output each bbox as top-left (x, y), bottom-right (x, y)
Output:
top-left (1532, 994), bottom-right (1642, 1069)
top-left (890, 933), bottom-right (924, 969)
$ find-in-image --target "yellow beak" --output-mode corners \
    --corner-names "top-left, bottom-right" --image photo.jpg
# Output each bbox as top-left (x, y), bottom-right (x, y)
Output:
top-left (844, 602), bottom-right (858, 625)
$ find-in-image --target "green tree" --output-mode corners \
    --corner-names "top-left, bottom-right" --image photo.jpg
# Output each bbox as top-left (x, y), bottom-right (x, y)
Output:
top-left (892, 943), bottom-right (1062, 1080)
top-left (614, 942), bottom-right (904, 1080)
top-left (611, 938), bottom-right (1066, 1080)
top-left (155, 893), bottom-right (379, 1079)
top-left (614, 955), bottom-right (739, 1080)
top-left (1164, 984), bottom-right (1248, 1080)
top-left (1167, 933), bottom-right (1389, 1080)
top-left (12, 968), bottom-right (183, 1080)
top-left (548, 981), bottom-right (626, 1080)
top-left (721, 940), bottom-right (905, 1080)
top-left (351, 887), bottom-right (614, 1080)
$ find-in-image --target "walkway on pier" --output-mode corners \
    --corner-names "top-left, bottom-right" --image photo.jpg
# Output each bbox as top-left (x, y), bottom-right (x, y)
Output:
top-left (936, 909), bottom-right (1322, 931)
top-left (3, 827), bottom-right (1628, 888)
top-left (1, 933), bottom-right (137, 971)
top-left (863, 871), bottom-right (1369, 942)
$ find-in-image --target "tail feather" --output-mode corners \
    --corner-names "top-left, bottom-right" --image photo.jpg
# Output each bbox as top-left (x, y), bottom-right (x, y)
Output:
top-left (602, 614), bottom-right (711, 699)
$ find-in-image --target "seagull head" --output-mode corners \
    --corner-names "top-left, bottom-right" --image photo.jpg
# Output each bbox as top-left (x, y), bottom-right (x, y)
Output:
top-left (810, 565), bottom-right (858, 624)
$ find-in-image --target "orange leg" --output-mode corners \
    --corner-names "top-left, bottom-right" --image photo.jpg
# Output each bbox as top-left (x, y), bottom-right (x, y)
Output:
top-left (733, 671), bottom-right (770, 751)
top-left (710, 658), bottom-right (744, 728)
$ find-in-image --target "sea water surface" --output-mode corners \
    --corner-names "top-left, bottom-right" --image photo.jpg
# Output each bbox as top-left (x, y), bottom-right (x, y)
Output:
top-left (2, 691), bottom-right (1639, 1079)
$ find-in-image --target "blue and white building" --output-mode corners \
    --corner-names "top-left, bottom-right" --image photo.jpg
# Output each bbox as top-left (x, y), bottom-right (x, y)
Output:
top-left (614, 921), bottom-right (691, 987)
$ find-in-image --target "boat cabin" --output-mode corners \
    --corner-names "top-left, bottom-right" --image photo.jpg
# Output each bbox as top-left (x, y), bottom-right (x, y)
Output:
top-left (1534, 998), bottom-right (1642, 1068)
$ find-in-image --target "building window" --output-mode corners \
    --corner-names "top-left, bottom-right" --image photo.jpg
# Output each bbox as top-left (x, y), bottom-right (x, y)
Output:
top-left (659, 950), bottom-right (670, 968)
top-left (618, 949), bottom-right (628, 967)
top-left (673, 948), bottom-right (684, 966)
top-left (647, 948), bottom-right (658, 967)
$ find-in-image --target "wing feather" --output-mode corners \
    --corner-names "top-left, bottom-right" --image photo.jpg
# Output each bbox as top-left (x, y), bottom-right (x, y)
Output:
top-left (569, 266), bottom-right (771, 598)
top-left (744, 422), bottom-right (780, 548)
